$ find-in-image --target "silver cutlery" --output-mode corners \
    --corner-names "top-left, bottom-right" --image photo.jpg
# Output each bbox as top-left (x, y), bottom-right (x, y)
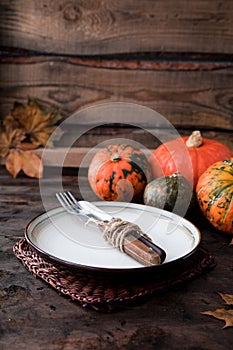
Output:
top-left (56, 191), bottom-right (112, 221)
top-left (55, 191), bottom-right (166, 265)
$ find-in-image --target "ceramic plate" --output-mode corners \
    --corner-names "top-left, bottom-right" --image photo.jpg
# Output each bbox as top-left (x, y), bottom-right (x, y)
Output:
top-left (25, 202), bottom-right (201, 273)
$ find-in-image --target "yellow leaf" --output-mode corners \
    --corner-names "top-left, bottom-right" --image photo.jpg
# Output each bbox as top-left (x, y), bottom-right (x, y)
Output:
top-left (0, 126), bottom-right (25, 157)
top-left (219, 293), bottom-right (233, 306)
top-left (4, 99), bottom-right (61, 147)
top-left (3, 114), bottom-right (20, 129)
top-left (29, 127), bottom-right (56, 147)
top-left (5, 149), bottom-right (23, 178)
top-left (201, 308), bottom-right (233, 328)
top-left (21, 150), bottom-right (43, 179)
top-left (18, 142), bottom-right (38, 151)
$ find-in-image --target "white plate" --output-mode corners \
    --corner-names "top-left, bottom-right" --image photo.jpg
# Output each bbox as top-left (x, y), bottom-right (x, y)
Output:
top-left (25, 202), bottom-right (201, 273)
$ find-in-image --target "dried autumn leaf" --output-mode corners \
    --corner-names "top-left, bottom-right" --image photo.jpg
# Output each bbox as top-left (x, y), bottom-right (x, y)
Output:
top-left (21, 150), bottom-right (43, 178)
top-left (0, 125), bottom-right (25, 157)
top-left (5, 149), bottom-right (24, 178)
top-left (18, 142), bottom-right (38, 151)
top-left (3, 114), bottom-right (20, 130)
top-left (4, 99), bottom-right (60, 147)
top-left (201, 308), bottom-right (233, 328)
top-left (5, 149), bottom-right (43, 178)
top-left (219, 293), bottom-right (233, 306)
top-left (1, 99), bottom-right (62, 178)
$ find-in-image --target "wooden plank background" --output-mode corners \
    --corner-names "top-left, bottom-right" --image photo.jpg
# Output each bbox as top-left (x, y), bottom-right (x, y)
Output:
top-left (0, 56), bottom-right (233, 131)
top-left (0, 0), bottom-right (232, 166)
top-left (1, 0), bottom-right (233, 55)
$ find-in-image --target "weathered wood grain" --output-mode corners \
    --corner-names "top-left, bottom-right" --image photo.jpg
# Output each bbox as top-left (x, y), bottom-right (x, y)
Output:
top-left (0, 57), bottom-right (233, 130)
top-left (0, 0), bottom-right (233, 55)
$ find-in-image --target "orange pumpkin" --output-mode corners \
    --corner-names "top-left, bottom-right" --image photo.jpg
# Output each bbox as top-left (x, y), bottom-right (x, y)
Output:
top-left (88, 144), bottom-right (151, 201)
top-left (149, 131), bottom-right (232, 188)
top-left (196, 158), bottom-right (233, 235)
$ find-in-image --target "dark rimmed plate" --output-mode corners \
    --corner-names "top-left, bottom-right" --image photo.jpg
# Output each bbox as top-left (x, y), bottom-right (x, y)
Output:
top-left (25, 202), bottom-right (201, 276)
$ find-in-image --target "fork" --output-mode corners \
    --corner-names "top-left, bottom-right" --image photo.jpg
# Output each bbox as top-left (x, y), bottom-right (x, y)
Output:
top-left (56, 191), bottom-right (167, 264)
top-left (55, 191), bottom-right (112, 221)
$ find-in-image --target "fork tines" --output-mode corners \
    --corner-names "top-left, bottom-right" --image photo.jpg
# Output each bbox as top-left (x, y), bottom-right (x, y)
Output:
top-left (56, 191), bottom-right (81, 213)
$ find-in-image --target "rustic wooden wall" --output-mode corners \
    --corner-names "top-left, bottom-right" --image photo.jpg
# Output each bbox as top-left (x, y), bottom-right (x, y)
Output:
top-left (0, 0), bottom-right (232, 154)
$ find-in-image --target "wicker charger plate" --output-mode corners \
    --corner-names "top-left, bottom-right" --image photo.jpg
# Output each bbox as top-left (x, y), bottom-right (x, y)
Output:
top-left (13, 238), bottom-right (215, 312)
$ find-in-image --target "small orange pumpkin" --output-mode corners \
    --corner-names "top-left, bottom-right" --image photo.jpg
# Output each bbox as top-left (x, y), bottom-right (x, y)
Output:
top-left (196, 158), bottom-right (233, 235)
top-left (88, 144), bottom-right (151, 202)
top-left (150, 131), bottom-right (232, 188)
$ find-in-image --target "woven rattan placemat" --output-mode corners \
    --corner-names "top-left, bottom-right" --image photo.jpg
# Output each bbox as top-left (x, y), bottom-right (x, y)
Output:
top-left (13, 238), bottom-right (215, 312)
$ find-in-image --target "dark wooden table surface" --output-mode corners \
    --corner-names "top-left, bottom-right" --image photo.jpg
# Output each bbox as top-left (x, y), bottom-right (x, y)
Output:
top-left (1, 167), bottom-right (233, 350)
